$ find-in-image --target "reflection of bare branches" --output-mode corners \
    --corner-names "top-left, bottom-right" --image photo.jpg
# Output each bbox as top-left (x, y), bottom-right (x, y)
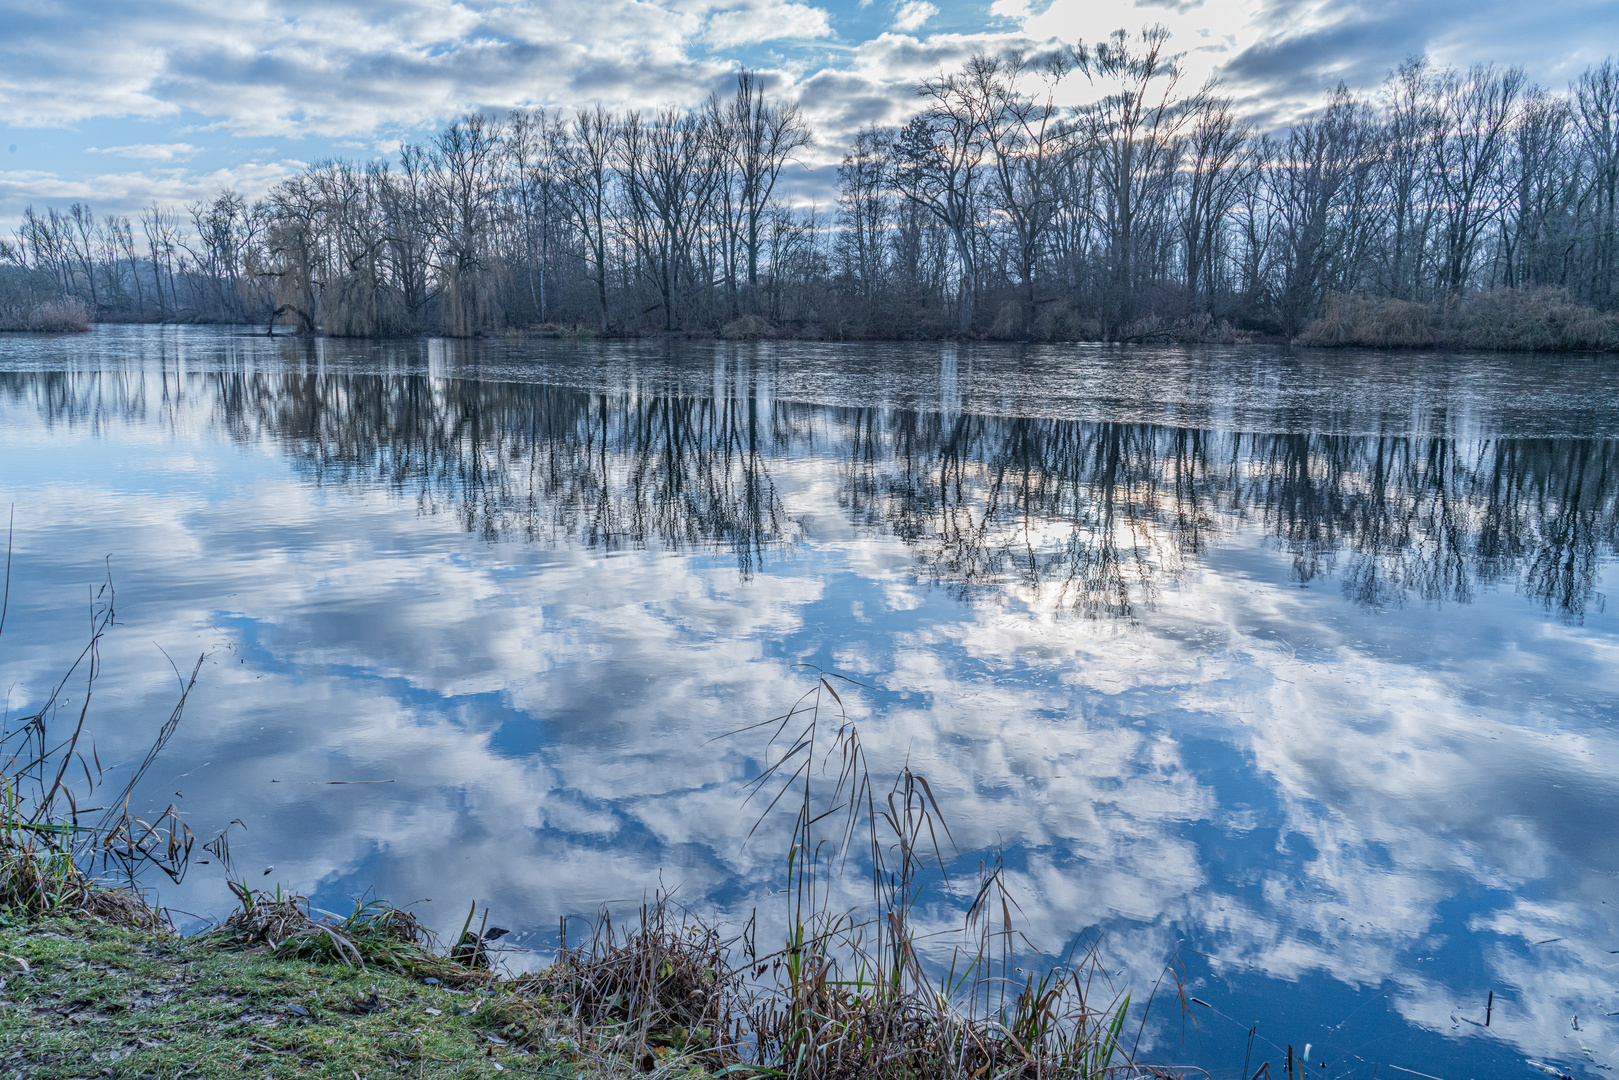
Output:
top-left (847, 415), bottom-right (1617, 621)
top-left (5, 368), bottom-right (1615, 620)
top-left (214, 374), bottom-right (804, 578)
top-left (842, 414), bottom-right (1223, 618)
top-left (1248, 434), bottom-right (1616, 619)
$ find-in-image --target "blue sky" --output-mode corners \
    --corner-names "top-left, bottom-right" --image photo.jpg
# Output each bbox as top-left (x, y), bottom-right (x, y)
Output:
top-left (1, 0), bottom-right (1616, 223)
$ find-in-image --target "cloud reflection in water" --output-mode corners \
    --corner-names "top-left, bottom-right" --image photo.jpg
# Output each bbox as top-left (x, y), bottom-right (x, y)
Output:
top-left (0, 329), bottom-right (1615, 1077)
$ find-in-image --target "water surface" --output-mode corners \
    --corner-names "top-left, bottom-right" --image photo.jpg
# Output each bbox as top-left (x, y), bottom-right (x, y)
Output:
top-left (2, 326), bottom-right (1617, 1078)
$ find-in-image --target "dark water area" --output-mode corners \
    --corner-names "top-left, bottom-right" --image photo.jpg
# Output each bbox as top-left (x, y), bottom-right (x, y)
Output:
top-left (2, 325), bottom-right (1617, 1077)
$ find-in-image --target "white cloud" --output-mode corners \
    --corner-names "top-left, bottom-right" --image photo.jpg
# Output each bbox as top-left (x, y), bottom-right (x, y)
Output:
top-left (0, 0), bottom-right (839, 138)
top-left (0, 0), bottom-right (1610, 154)
top-left (0, 161), bottom-right (302, 217)
top-left (86, 143), bottom-right (200, 161)
top-left (890, 0), bottom-right (937, 33)
top-left (1016, 0), bottom-right (1261, 93)
top-left (701, 0), bottom-right (834, 47)
top-left (0, 0), bottom-right (1613, 224)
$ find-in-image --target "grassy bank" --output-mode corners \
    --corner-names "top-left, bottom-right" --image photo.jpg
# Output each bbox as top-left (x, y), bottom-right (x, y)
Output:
top-left (0, 912), bottom-right (603, 1080)
top-left (0, 876), bottom-right (1155, 1080)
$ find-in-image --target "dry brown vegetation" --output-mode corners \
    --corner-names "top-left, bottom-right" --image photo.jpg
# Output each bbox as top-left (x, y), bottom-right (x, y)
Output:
top-left (5, 297), bottom-right (92, 333)
top-left (0, 268), bottom-right (91, 332)
top-left (1296, 288), bottom-right (1619, 351)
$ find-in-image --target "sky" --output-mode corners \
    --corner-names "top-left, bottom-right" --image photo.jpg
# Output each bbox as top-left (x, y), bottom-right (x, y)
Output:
top-left (1, 0), bottom-right (1617, 224)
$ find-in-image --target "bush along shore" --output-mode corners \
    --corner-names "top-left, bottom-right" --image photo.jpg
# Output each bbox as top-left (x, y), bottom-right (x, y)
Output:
top-left (1294, 287), bottom-right (1619, 351)
top-left (0, 568), bottom-right (1198, 1080)
top-left (0, 267), bottom-right (91, 332)
top-left (12, 286), bottom-right (1619, 351)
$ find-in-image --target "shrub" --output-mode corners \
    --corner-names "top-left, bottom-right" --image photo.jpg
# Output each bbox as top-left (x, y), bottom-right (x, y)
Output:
top-left (719, 314), bottom-right (771, 340)
top-left (0, 268), bottom-right (92, 332)
top-left (1296, 294), bottom-right (1439, 348)
top-left (20, 297), bottom-right (92, 332)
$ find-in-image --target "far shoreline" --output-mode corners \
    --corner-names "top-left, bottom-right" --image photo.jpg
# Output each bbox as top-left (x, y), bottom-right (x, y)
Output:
top-left (16, 286), bottom-right (1619, 354)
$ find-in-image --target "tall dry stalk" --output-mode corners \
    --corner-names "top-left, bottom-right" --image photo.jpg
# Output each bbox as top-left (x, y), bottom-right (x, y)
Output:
top-left (0, 526), bottom-right (207, 917)
top-left (720, 667), bottom-right (1172, 1079)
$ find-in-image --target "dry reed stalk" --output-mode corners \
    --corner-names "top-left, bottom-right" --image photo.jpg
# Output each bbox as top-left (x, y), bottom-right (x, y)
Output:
top-left (0, 541), bottom-right (205, 921)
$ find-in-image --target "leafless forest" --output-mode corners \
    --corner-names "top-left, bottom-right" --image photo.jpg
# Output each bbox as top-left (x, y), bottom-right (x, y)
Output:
top-left (5, 28), bottom-right (1619, 344)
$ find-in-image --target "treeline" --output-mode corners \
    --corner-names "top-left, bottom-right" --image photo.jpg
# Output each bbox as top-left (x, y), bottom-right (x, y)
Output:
top-left (5, 27), bottom-right (1619, 343)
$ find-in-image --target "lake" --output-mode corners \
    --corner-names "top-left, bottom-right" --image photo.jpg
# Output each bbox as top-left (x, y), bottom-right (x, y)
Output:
top-left (2, 325), bottom-right (1616, 1078)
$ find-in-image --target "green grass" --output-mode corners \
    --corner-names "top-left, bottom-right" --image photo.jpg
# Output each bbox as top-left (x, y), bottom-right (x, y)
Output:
top-left (0, 913), bottom-right (692, 1080)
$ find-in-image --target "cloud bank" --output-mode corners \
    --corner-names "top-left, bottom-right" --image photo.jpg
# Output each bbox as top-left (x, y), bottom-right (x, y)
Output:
top-left (0, 0), bottom-right (1616, 242)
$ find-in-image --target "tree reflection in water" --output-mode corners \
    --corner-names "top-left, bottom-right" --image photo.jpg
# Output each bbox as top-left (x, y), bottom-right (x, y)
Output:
top-left (8, 366), bottom-right (1613, 620)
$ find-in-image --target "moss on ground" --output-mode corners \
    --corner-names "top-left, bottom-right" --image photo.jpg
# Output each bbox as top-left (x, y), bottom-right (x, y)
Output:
top-left (0, 914), bottom-right (680, 1080)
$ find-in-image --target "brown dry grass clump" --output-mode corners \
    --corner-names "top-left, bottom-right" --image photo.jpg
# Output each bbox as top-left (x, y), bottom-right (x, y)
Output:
top-left (22, 297), bottom-right (92, 332)
top-left (0, 296), bottom-right (92, 332)
top-left (208, 882), bottom-right (481, 981)
top-left (1298, 294), bottom-right (1439, 348)
top-left (523, 900), bottom-right (739, 1071)
top-left (0, 264), bottom-right (93, 332)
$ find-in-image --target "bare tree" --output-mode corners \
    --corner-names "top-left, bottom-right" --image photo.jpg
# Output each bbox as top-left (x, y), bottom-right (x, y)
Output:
top-left (1432, 64), bottom-right (1525, 293)
top-left (257, 175), bottom-right (323, 333)
top-left (108, 215), bottom-right (143, 314)
top-left (430, 113), bottom-right (503, 336)
top-left (381, 143), bottom-right (435, 326)
top-left (1575, 59), bottom-right (1619, 305)
top-left (1178, 88), bottom-right (1255, 315)
top-left (617, 108), bottom-right (712, 330)
top-left (1375, 57), bottom-right (1443, 300)
top-left (892, 54), bottom-right (999, 334)
top-left (140, 204), bottom-right (181, 318)
top-left (726, 72), bottom-right (811, 306)
top-left (559, 105), bottom-right (617, 334)
top-left (1272, 87), bottom-right (1381, 333)
top-left (505, 108), bottom-right (566, 323)
top-left (835, 125), bottom-right (890, 306)
top-left (983, 51), bottom-right (1076, 327)
top-left (63, 204), bottom-right (100, 309)
top-left (1498, 87), bottom-right (1577, 289)
top-left (1075, 26), bottom-right (1190, 330)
